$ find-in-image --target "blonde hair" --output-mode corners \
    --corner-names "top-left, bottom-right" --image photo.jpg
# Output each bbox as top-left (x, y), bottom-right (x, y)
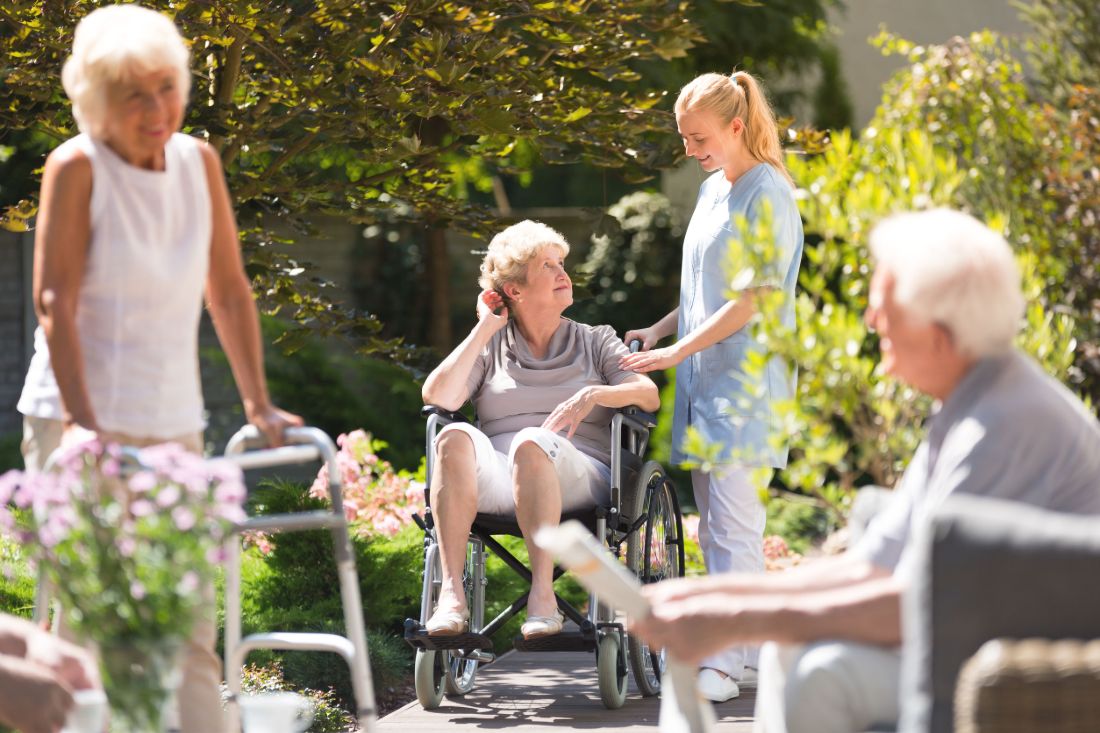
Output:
top-left (870, 209), bottom-right (1024, 359)
top-left (62, 4), bottom-right (191, 138)
top-left (675, 71), bottom-right (793, 187)
top-left (478, 220), bottom-right (571, 296)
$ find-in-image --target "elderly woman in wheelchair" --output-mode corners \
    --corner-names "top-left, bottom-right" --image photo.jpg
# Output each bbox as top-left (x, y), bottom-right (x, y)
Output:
top-left (420, 220), bottom-right (660, 642)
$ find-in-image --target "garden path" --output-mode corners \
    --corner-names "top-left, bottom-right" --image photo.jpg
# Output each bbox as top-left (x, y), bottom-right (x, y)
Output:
top-left (376, 650), bottom-right (756, 731)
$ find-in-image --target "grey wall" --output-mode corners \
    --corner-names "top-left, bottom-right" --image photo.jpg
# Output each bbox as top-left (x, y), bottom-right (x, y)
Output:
top-left (830, 0), bottom-right (1030, 128)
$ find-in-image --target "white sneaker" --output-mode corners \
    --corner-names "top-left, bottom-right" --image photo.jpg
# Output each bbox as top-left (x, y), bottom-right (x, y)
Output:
top-left (697, 668), bottom-right (740, 702)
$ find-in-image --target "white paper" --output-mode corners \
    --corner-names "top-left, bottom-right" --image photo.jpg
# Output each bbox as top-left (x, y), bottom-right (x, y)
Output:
top-left (535, 520), bottom-right (716, 733)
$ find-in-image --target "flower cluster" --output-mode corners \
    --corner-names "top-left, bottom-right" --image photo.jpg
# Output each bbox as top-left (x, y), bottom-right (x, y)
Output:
top-left (309, 429), bottom-right (425, 539)
top-left (0, 438), bottom-right (245, 640)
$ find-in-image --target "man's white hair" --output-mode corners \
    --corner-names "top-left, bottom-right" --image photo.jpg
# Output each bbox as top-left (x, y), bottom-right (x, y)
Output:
top-left (869, 209), bottom-right (1024, 359)
top-left (62, 4), bottom-right (191, 139)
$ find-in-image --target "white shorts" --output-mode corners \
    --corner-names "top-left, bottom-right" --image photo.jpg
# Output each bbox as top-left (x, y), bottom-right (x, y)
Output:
top-left (435, 423), bottom-right (611, 515)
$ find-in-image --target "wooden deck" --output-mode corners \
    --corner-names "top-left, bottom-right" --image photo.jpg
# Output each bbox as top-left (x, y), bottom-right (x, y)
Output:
top-left (377, 650), bottom-right (756, 732)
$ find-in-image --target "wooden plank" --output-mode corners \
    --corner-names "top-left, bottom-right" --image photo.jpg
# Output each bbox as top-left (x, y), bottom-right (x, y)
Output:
top-left (377, 650), bottom-right (756, 732)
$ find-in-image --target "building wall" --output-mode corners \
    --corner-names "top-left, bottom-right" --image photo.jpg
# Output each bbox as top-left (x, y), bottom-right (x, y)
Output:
top-left (830, 0), bottom-right (1030, 128)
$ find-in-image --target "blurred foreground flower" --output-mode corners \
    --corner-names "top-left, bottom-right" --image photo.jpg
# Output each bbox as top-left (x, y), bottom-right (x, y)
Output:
top-left (0, 437), bottom-right (245, 731)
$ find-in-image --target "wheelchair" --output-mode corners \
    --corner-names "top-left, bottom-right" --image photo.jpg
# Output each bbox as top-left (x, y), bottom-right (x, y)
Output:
top-left (404, 401), bottom-right (685, 710)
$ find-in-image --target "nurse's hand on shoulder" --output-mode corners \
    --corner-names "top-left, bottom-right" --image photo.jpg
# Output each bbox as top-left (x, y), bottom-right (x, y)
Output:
top-left (246, 403), bottom-right (304, 448)
top-left (619, 345), bottom-right (684, 373)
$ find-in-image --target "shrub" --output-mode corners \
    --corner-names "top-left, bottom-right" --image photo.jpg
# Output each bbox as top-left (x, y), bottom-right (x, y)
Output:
top-left (228, 661), bottom-right (354, 733)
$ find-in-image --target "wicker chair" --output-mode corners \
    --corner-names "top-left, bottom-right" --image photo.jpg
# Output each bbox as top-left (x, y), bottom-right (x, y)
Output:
top-left (955, 639), bottom-right (1100, 733)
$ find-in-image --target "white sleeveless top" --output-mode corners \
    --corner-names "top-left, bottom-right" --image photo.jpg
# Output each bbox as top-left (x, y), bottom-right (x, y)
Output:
top-left (18, 133), bottom-right (212, 438)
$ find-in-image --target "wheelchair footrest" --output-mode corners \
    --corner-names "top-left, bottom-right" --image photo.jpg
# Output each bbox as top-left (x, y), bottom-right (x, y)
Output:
top-left (403, 618), bottom-right (493, 652)
top-left (513, 630), bottom-right (595, 653)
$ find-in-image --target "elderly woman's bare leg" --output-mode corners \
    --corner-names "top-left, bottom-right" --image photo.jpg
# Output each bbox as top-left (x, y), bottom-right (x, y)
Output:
top-left (512, 441), bottom-right (563, 624)
top-left (426, 430), bottom-right (479, 634)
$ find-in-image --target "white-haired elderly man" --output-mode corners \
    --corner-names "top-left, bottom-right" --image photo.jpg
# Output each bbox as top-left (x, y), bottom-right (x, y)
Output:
top-left (17, 5), bottom-right (302, 732)
top-left (631, 209), bottom-right (1100, 733)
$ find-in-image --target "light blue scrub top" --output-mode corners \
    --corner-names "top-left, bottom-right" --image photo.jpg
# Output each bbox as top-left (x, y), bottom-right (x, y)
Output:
top-left (671, 164), bottom-right (803, 468)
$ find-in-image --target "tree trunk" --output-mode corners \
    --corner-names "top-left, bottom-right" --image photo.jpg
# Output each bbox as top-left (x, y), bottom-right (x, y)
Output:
top-left (425, 225), bottom-right (451, 350)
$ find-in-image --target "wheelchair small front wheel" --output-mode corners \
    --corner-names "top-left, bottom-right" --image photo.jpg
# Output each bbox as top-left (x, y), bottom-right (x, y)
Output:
top-left (597, 633), bottom-right (628, 709)
top-left (414, 648), bottom-right (446, 709)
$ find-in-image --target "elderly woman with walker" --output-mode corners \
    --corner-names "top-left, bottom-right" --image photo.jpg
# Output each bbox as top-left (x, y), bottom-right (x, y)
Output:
top-left (16, 6), bottom-right (301, 732)
top-left (622, 70), bottom-right (803, 702)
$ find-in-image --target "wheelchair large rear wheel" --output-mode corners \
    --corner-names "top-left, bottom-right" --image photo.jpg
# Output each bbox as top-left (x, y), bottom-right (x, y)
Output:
top-left (625, 461), bottom-right (685, 697)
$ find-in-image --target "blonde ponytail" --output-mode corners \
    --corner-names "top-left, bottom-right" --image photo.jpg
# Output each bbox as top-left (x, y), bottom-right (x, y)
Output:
top-left (676, 70), bottom-right (794, 187)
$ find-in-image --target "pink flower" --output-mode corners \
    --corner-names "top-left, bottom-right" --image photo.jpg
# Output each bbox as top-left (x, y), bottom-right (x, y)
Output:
top-left (131, 499), bottom-right (155, 518)
top-left (156, 486), bottom-right (181, 508)
top-left (117, 537), bottom-right (136, 557)
top-left (214, 481), bottom-right (246, 505)
top-left (129, 471), bottom-right (157, 494)
top-left (130, 581), bottom-right (146, 600)
top-left (177, 571), bottom-right (199, 594)
top-left (171, 506), bottom-right (196, 531)
top-left (101, 458), bottom-right (120, 478)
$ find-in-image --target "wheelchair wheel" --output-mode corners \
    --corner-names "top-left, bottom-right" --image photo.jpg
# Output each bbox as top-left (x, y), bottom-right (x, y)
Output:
top-left (414, 649), bottom-right (446, 709)
top-left (419, 539), bottom-right (482, 703)
top-left (597, 632), bottom-right (629, 709)
top-left (625, 461), bottom-right (685, 697)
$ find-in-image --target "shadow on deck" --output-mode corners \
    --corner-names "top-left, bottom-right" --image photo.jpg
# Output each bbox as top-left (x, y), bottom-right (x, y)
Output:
top-left (377, 650), bottom-right (756, 732)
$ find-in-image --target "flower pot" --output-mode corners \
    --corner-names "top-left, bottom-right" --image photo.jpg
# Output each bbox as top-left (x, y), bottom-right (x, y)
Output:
top-left (98, 639), bottom-right (183, 732)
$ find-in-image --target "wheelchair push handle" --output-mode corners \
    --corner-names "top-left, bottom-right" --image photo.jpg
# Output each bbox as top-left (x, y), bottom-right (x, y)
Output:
top-left (628, 338), bottom-right (642, 354)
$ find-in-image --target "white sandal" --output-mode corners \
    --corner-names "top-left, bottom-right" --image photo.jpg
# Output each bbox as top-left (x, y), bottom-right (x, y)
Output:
top-left (425, 607), bottom-right (469, 636)
top-left (521, 610), bottom-right (564, 640)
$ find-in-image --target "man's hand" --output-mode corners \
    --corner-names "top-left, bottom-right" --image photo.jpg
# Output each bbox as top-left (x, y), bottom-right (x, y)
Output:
top-left (24, 630), bottom-right (98, 692)
top-left (0, 655), bottom-right (75, 733)
top-left (630, 589), bottom-right (747, 667)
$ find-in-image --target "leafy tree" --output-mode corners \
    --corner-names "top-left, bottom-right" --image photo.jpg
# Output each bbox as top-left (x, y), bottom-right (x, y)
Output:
top-left (0, 0), bottom-right (711, 353)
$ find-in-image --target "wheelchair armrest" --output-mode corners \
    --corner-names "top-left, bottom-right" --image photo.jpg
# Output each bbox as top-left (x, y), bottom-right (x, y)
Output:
top-left (619, 406), bottom-right (657, 429)
top-left (421, 405), bottom-right (470, 424)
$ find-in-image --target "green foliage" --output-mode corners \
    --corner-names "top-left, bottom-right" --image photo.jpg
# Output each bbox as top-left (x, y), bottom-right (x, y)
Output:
top-left (1017, 0), bottom-right (1100, 103)
top-left (736, 125), bottom-right (1079, 518)
top-left (0, 536), bottom-right (34, 619)
top-left (764, 496), bottom-right (831, 555)
top-left (0, 431), bottom-right (23, 473)
top-left (0, 0), bottom-right (712, 356)
top-left (203, 316), bottom-right (425, 469)
top-left (571, 191), bottom-right (684, 337)
top-left (871, 23), bottom-right (1100, 405)
top-left (234, 661), bottom-right (355, 733)
top-left (635, 0), bottom-right (848, 126)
